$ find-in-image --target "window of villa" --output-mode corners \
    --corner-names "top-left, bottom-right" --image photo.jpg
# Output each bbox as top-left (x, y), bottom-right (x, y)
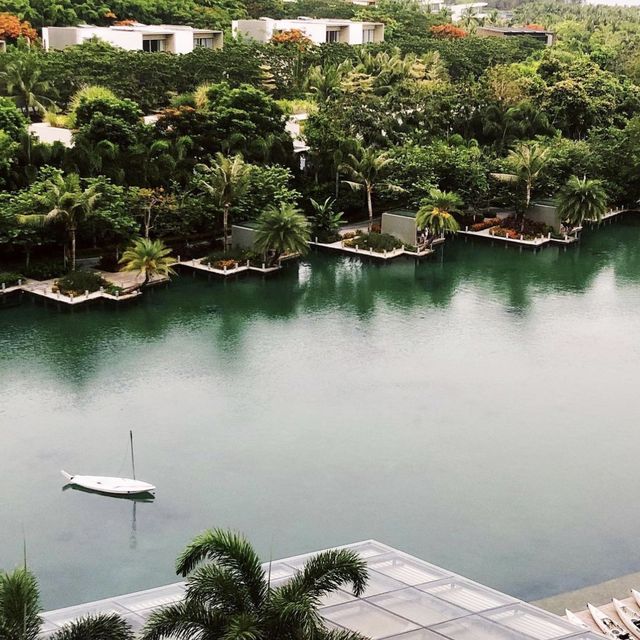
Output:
top-left (194, 37), bottom-right (215, 48)
top-left (363, 28), bottom-right (375, 43)
top-left (142, 38), bottom-right (165, 52)
top-left (326, 29), bottom-right (340, 43)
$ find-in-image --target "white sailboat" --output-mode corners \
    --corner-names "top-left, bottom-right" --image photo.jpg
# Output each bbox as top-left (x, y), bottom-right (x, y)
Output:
top-left (61, 431), bottom-right (155, 496)
top-left (565, 610), bottom-right (591, 631)
top-left (588, 603), bottom-right (631, 640)
top-left (613, 599), bottom-right (640, 639)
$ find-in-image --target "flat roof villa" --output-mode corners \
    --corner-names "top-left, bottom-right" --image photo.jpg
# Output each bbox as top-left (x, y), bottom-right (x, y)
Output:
top-left (476, 26), bottom-right (555, 46)
top-left (232, 17), bottom-right (384, 45)
top-left (39, 540), bottom-right (600, 640)
top-left (42, 23), bottom-right (223, 53)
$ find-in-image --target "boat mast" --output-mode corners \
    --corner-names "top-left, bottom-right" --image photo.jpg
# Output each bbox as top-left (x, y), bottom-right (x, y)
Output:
top-left (130, 430), bottom-right (136, 480)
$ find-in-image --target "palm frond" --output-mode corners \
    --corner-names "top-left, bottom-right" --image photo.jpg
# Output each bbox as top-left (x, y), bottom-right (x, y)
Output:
top-left (142, 600), bottom-right (225, 640)
top-left (0, 568), bottom-right (42, 640)
top-left (51, 613), bottom-right (133, 640)
top-left (175, 530), bottom-right (266, 609)
top-left (288, 549), bottom-right (368, 599)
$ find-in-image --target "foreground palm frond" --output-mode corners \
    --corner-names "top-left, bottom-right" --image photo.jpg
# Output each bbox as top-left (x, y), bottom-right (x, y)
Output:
top-left (50, 613), bottom-right (133, 640)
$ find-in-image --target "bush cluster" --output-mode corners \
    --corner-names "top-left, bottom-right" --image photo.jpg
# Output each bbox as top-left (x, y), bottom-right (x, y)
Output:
top-left (344, 232), bottom-right (403, 252)
top-left (54, 270), bottom-right (107, 296)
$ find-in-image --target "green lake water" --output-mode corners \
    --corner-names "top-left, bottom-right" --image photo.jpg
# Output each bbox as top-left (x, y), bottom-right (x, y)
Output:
top-left (2, 218), bottom-right (640, 609)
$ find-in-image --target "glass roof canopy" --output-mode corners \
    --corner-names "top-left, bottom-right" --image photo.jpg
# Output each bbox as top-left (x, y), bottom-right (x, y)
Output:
top-left (40, 540), bottom-right (604, 640)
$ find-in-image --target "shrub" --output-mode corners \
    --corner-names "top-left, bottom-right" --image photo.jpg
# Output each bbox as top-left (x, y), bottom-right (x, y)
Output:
top-left (0, 272), bottom-right (23, 287)
top-left (470, 217), bottom-right (501, 232)
top-left (55, 270), bottom-right (107, 296)
top-left (344, 232), bottom-right (403, 252)
top-left (341, 231), bottom-right (360, 240)
top-left (23, 261), bottom-right (67, 280)
top-left (499, 216), bottom-right (551, 237)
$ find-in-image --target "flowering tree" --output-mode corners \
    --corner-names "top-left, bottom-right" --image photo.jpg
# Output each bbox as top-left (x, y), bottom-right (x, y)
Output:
top-left (429, 24), bottom-right (468, 39)
top-left (270, 29), bottom-right (312, 48)
top-left (0, 13), bottom-right (37, 43)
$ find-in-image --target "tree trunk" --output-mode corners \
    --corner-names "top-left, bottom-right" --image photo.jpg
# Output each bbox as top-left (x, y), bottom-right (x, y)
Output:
top-left (70, 230), bottom-right (76, 271)
top-left (335, 170), bottom-right (340, 199)
top-left (367, 185), bottom-right (373, 232)
top-left (223, 203), bottom-right (230, 254)
top-left (143, 271), bottom-right (150, 288)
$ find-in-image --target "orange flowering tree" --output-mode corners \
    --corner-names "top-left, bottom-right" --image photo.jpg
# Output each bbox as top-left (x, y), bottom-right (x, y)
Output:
top-left (430, 24), bottom-right (468, 39)
top-left (0, 13), bottom-right (38, 42)
top-left (270, 29), bottom-right (312, 48)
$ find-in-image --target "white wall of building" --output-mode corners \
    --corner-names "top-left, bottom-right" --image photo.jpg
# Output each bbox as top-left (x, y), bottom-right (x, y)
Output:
top-left (232, 18), bottom-right (383, 44)
top-left (42, 24), bottom-right (222, 52)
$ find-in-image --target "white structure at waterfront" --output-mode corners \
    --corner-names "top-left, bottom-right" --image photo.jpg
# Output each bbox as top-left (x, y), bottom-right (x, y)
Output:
top-left (40, 540), bottom-right (599, 640)
top-left (42, 23), bottom-right (223, 53)
top-left (232, 17), bottom-right (384, 44)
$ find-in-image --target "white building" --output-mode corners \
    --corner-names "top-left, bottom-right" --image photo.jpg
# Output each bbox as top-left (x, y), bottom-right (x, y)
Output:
top-left (41, 23), bottom-right (223, 53)
top-left (232, 17), bottom-right (384, 45)
top-left (446, 2), bottom-right (489, 21)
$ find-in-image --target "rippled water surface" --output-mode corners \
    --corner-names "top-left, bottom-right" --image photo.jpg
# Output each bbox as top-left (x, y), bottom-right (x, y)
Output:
top-left (2, 218), bottom-right (640, 609)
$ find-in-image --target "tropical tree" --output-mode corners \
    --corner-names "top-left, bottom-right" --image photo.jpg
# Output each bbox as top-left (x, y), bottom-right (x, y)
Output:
top-left (0, 55), bottom-right (56, 119)
top-left (254, 203), bottom-right (310, 263)
top-left (416, 188), bottom-right (462, 237)
top-left (18, 172), bottom-right (99, 271)
top-left (119, 237), bottom-right (176, 287)
top-left (0, 567), bottom-right (133, 640)
top-left (195, 153), bottom-right (250, 252)
top-left (501, 141), bottom-right (550, 210)
top-left (309, 197), bottom-right (345, 242)
top-left (341, 144), bottom-right (394, 231)
top-left (556, 175), bottom-right (608, 226)
top-left (141, 528), bottom-right (368, 640)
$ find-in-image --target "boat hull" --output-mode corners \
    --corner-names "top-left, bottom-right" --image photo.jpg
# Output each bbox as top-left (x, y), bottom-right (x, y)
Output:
top-left (61, 471), bottom-right (155, 496)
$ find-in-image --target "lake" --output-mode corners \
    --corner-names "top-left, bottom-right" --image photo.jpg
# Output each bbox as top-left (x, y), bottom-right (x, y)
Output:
top-left (2, 217), bottom-right (640, 609)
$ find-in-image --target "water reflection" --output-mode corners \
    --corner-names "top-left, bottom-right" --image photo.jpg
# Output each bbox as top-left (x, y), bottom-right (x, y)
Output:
top-left (2, 217), bottom-right (638, 381)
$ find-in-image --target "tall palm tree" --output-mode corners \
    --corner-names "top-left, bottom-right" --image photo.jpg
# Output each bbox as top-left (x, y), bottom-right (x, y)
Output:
top-left (341, 144), bottom-right (394, 231)
top-left (0, 56), bottom-right (56, 119)
top-left (556, 175), bottom-right (608, 226)
top-left (416, 189), bottom-right (462, 237)
top-left (494, 142), bottom-right (550, 210)
top-left (119, 238), bottom-right (176, 287)
top-left (254, 203), bottom-right (310, 262)
top-left (195, 153), bottom-right (250, 253)
top-left (18, 172), bottom-right (100, 271)
top-left (142, 528), bottom-right (368, 640)
top-left (0, 567), bottom-right (133, 640)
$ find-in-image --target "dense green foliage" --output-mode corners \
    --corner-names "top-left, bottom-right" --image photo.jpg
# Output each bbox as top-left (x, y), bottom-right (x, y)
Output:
top-left (1, 0), bottom-right (640, 274)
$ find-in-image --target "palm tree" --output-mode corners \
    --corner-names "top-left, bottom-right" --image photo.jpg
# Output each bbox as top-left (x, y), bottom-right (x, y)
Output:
top-left (142, 528), bottom-right (368, 640)
top-left (309, 197), bottom-right (345, 241)
top-left (494, 142), bottom-right (550, 210)
top-left (254, 203), bottom-right (311, 263)
top-left (556, 175), bottom-right (608, 226)
top-left (119, 238), bottom-right (176, 288)
top-left (0, 56), bottom-right (56, 119)
top-left (18, 172), bottom-right (99, 271)
top-left (0, 568), bottom-right (40, 640)
top-left (0, 567), bottom-right (133, 640)
top-left (341, 144), bottom-right (394, 231)
top-left (195, 153), bottom-right (250, 253)
top-left (416, 189), bottom-right (462, 237)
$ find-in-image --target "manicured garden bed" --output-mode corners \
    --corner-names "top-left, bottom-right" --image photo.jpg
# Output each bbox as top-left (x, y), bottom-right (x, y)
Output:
top-left (53, 270), bottom-right (109, 296)
top-left (343, 232), bottom-right (403, 253)
top-left (0, 272), bottom-right (24, 287)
